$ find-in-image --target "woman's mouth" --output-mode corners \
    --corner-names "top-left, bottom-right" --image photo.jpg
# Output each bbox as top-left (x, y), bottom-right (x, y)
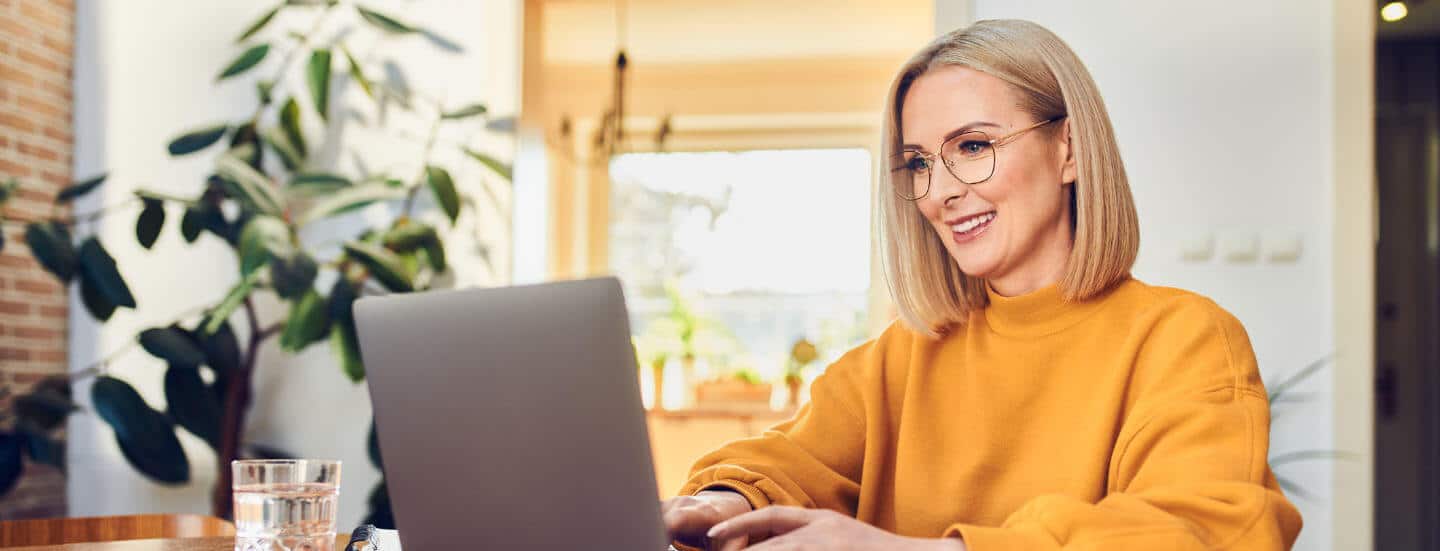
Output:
top-left (948, 211), bottom-right (996, 244)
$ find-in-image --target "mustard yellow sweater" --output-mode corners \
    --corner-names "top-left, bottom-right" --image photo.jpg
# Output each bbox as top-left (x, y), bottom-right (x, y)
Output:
top-left (680, 278), bottom-right (1302, 550)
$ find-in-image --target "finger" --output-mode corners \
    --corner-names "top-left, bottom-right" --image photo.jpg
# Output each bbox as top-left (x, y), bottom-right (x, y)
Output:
top-left (707, 506), bottom-right (823, 542)
top-left (741, 525), bottom-right (823, 551)
top-left (663, 505), bottom-right (714, 539)
top-left (660, 496), bottom-right (688, 515)
top-left (716, 534), bottom-right (749, 551)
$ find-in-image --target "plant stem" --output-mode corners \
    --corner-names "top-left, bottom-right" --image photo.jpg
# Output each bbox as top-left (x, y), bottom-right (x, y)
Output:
top-left (211, 295), bottom-right (274, 518)
top-left (1, 197), bottom-right (139, 229)
top-left (249, 4), bottom-right (339, 126)
top-left (402, 116), bottom-right (444, 217)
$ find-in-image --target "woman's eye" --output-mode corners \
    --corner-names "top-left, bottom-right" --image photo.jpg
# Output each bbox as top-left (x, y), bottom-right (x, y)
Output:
top-left (906, 156), bottom-right (931, 172)
top-left (958, 141), bottom-right (990, 155)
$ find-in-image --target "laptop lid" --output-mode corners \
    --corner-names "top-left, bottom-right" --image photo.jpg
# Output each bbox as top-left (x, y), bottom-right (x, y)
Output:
top-left (355, 277), bottom-right (668, 549)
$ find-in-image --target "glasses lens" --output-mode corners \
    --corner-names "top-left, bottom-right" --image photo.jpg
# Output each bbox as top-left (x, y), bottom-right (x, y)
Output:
top-left (941, 131), bottom-right (996, 184)
top-left (893, 151), bottom-right (930, 199)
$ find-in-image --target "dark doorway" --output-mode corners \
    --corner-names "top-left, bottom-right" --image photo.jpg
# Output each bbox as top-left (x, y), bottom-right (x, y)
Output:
top-left (1375, 32), bottom-right (1440, 551)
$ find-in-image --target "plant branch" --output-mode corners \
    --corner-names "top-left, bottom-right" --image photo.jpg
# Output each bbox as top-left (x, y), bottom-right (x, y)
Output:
top-left (3, 197), bottom-right (140, 228)
top-left (248, 2), bottom-right (341, 126)
top-left (67, 301), bottom-right (216, 382)
top-left (402, 115), bottom-right (444, 216)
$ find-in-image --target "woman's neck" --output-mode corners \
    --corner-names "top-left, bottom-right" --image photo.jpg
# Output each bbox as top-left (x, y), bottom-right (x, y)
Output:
top-left (987, 209), bottom-right (1075, 297)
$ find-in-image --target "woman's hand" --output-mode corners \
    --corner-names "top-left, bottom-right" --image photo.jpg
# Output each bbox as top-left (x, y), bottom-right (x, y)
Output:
top-left (662, 490), bottom-right (754, 550)
top-left (704, 506), bottom-right (968, 551)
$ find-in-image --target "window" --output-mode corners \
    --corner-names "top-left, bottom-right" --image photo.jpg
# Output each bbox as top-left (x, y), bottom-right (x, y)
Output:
top-left (609, 149), bottom-right (874, 409)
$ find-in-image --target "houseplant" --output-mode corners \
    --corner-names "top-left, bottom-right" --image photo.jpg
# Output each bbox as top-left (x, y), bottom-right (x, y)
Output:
top-left (0, 1), bottom-right (510, 523)
top-left (785, 338), bottom-right (818, 408)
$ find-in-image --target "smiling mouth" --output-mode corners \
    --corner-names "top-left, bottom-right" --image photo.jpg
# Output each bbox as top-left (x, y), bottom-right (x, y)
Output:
top-left (946, 211), bottom-right (996, 242)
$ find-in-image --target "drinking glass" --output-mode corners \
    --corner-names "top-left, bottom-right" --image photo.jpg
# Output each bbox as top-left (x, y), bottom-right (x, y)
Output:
top-left (232, 459), bottom-right (341, 551)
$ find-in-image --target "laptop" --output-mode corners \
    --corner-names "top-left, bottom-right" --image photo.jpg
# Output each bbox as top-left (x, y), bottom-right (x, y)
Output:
top-left (355, 277), bottom-right (672, 549)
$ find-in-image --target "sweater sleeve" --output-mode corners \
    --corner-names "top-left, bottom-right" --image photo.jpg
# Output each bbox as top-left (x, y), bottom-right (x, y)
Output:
top-left (676, 340), bottom-right (873, 513)
top-left (944, 297), bottom-right (1303, 550)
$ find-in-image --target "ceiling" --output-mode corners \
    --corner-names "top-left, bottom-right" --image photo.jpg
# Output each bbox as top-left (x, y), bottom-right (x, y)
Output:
top-left (1378, 0), bottom-right (1440, 39)
top-left (539, 0), bottom-right (934, 65)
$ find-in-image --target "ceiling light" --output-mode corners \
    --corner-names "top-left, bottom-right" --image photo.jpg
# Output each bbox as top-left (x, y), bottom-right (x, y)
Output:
top-left (1382, 1), bottom-right (1409, 22)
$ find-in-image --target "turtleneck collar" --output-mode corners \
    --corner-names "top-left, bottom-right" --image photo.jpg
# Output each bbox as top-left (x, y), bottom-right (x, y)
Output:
top-left (981, 280), bottom-right (1117, 337)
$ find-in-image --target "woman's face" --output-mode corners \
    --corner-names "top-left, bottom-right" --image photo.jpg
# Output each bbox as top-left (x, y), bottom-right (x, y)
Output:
top-left (899, 65), bottom-right (1077, 294)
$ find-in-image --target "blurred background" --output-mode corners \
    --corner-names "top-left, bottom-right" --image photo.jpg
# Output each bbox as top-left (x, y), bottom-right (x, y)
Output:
top-left (0, 0), bottom-right (1425, 550)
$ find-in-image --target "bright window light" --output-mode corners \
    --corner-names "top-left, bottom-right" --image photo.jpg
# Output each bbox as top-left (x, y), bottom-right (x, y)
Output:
top-left (1382, 1), bottom-right (1409, 22)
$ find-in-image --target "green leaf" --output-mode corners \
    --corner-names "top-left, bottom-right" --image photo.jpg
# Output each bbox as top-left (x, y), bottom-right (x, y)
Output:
top-left (256, 80), bottom-right (275, 105)
top-left (218, 43), bottom-right (270, 81)
top-left (332, 316), bottom-right (365, 382)
top-left (381, 223), bottom-right (435, 252)
top-left (202, 272), bottom-right (259, 335)
top-left (79, 269), bottom-right (118, 321)
top-left (281, 290), bottom-right (332, 352)
top-left (202, 321), bottom-right (241, 372)
top-left (270, 251), bottom-right (318, 300)
top-left (215, 153), bottom-right (284, 215)
top-left (343, 241), bottom-right (413, 292)
top-left (0, 434), bottom-right (21, 496)
top-left (441, 103), bottom-right (487, 120)
top-left (290, 172), bottom-right (351, 194)
top-left (24, 221), bottom-right (76, 282)
top-left (280, 97), bottom-right (308, 158)
top-left (367, 420), bottom-right (383, 469)
top-left (424, 241), bottom-right (448, 274)
top-left (307, 49), bottom-right (332, 121)
top-left (136, 198), bottom-right (165, 249)
top-left (329, 276), bottom-right (358, 329)
top-left (13, 376), bottom-right (75, 432)
top-left (164, 364), bottom-right (222, 450)
top-left (463, 147), bottom-right (513, 180)
top-left (238, 215), bottom-right (291, 276)
top-left (77, 238), bottom-right (136, 309)
top-left (55, 173), bottom-right (108, 203)
top-left (425, 166), bottom-right (459, 225)
top-left (260, 126), bottom-right (304, 171)
top-left (340, 46), bottom-right (375, 100)
top-left (297, 183), bottom-right (406, 225)
top-left (91, 376), bottom-right (189, 485)
top-left (22, 433), bottom-right (64, 472)
top-left (356, 5), bottom-right (418, 34)
top-left (168, 124), bottom-right (229, 156)
top-left (236, 5), bottom-right (282, 42)
top-left (180, 205), bottom-right (203, 243)
top-left (139, 326), bottom-right (207, 367)
top-left (0, 177), bottom-right (17, 203)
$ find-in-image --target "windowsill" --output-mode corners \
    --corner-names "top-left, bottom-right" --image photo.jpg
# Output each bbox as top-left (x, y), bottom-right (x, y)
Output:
top-left (645, 406), bottom-right (798, 421)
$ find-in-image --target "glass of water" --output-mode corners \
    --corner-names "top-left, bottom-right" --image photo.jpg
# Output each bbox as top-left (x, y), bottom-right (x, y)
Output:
top-left (233, 459), bottom-right (341, 551)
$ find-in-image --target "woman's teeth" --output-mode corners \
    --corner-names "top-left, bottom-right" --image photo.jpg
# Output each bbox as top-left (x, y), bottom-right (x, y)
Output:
top-left (950, 212), bottom-right (995, 233)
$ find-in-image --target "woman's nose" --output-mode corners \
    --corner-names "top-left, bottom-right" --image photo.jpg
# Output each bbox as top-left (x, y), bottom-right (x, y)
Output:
top-left (931, 165), bottom-right (970, 206)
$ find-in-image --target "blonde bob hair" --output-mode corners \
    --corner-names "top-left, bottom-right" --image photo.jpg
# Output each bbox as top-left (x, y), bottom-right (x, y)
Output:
top-left (879, 19), bottom-right (1139, 337)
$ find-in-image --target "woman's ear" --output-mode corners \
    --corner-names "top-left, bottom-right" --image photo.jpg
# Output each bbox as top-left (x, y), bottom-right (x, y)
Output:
top-left (1058, 119), bottom-right (1077, 186)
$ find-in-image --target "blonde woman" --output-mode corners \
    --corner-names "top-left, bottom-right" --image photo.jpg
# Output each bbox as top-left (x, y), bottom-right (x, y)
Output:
top-left (661, 20), bottom-right (1302, 551)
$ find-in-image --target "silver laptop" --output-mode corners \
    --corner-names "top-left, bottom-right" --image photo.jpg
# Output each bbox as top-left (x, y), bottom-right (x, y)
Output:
top-left (354, 277), bottom-right (670, 549)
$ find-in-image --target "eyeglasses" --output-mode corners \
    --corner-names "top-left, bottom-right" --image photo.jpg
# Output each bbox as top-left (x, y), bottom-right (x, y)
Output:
top-left (891, 116), bottom-right (1065, 201)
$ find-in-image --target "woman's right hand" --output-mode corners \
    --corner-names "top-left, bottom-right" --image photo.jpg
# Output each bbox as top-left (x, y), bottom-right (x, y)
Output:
top-left (662, 490), bottom-right (755, 550)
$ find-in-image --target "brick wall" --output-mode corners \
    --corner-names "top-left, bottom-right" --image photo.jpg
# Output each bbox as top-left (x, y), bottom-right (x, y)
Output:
top-left (0, 0), bottom-right (74, 519)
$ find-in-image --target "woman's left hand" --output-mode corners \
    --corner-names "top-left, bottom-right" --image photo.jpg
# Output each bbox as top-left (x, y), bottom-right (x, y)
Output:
top-left (704, 506), bottom-right (968, 551)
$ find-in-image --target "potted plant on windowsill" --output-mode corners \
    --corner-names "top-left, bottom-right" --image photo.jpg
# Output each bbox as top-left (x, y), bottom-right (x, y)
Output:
top-left (694, 367), bottom-right (773, 411)
top-left (786, 338), bottom-right (819, 408)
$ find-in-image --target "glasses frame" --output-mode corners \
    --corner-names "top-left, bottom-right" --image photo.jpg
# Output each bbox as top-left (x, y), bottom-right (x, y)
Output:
top-left (893, 116), bottom-right (1065, 200)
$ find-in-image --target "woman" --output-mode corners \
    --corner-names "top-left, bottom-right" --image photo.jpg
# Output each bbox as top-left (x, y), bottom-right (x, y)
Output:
top-left (661, 19), bottom-right (1302, 551)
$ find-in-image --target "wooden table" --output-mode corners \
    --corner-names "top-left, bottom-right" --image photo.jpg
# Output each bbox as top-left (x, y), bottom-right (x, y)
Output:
top-left (5, 536), bottom-right (351, 550)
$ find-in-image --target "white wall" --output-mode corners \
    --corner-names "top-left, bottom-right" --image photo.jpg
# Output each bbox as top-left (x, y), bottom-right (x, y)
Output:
top-left (961, 2), bottom-right (1351, 550)
top-left (70, 0), bottom-right (518, 530)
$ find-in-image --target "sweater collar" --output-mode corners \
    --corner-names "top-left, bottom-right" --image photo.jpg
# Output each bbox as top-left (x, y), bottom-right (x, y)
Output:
top-left (981, 280), bottom-right (1112, 337)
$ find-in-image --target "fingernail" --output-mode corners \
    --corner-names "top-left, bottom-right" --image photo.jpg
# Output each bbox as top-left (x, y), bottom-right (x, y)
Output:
top-left (707, 523), bottom-right (726, 538)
